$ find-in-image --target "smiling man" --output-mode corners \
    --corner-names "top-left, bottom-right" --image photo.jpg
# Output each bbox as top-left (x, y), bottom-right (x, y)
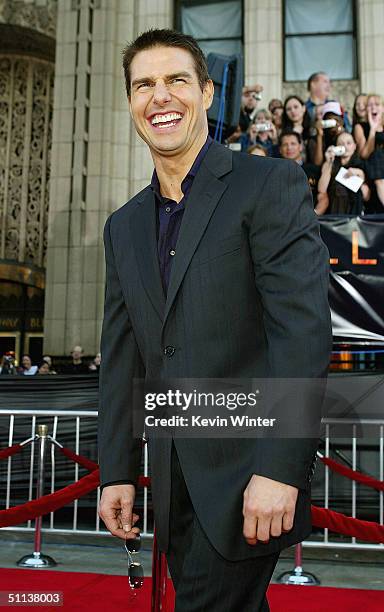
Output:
top-left (98, 29), bottom-right (332, 611)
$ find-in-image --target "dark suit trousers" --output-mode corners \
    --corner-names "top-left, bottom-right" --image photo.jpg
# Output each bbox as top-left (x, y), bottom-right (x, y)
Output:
top-left (166, 445), bottom-right (280, 612)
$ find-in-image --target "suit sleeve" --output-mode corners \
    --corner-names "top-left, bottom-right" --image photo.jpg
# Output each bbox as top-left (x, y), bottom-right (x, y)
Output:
top-left (250, 160), bottom-right (332, 489)
top-left (98, 214), bottom-right (145, 487)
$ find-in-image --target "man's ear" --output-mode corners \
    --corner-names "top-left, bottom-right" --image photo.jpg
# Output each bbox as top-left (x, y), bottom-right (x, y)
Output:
top-left (128, 98), bottom-right (133, 118)
top-left (203, 79), bottom-right (214, 111)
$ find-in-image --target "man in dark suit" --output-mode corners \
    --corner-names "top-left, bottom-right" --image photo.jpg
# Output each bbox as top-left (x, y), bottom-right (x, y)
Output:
top-left (98, 29), bottom-right (332, 611)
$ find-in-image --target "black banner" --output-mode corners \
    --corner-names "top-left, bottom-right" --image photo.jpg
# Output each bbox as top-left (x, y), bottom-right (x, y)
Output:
top-left (319, 215), bottom-right (384, 343)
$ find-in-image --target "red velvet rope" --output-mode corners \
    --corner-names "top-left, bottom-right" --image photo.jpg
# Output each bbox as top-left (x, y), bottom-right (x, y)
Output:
top-left (311, 505), bottom-right (384, 543)
top-left (320, 456), bottom-right (384, 491)
top-left (0, 469), bottom-right (100, 528)
top-left (1, 444), bottom-right (383, 543)
top-left (58, 446), bottom-right (98, 472)
top-left (0, 443), bottom-right (23, 460)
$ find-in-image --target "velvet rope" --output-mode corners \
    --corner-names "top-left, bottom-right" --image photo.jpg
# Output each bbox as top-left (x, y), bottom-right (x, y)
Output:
top-left (311, 505), bottom-right (384, 543)
top-left (0, 470), bottom-right (100, 528)
top-left (58, 446), bottom-right (98, 472)
top-left (0, 443), bottom-right (23, 460)
top-left (320, 456), bottom-right (384, 491)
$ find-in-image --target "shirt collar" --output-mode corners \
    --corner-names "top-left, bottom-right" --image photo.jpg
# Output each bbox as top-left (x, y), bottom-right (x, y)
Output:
top-left (150, 135), bottom-right (213, 200)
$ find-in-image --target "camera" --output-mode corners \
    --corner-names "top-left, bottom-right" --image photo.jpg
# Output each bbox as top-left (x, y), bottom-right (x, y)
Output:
top-left (321, 119), bottom-right (337, 129)
top-left (330, 145), bottom-right (346, 156)
top-left (255, 122), bottom-right (272, 132)
top-left (253, 92), bottom-right (262, 101)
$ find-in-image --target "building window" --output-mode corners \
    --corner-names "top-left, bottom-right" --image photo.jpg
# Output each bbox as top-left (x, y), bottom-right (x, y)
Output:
top-left (284, 0), bottom-right (357, 81)
top-left (176, 0), bottom-right (243, 57)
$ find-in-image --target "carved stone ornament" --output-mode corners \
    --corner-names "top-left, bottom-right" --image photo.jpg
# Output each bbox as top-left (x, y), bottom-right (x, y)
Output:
top-left (0, 55), bottom-right (54, 268)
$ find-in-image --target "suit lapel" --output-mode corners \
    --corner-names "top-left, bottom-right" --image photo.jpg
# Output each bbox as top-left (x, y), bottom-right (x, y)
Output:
top-left (162, 142), bottom-right (232, 330)
top-left (130, 187), bottom-right (165, 322)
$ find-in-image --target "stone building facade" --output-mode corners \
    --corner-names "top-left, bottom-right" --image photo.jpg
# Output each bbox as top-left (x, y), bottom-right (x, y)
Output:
top-left (0, 0), bottom-right (383, 359)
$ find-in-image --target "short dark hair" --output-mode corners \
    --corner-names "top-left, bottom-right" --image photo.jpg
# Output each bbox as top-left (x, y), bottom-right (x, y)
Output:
top-left (307, 71), bottom-right (327, 91)
top-left (122, 28), bottom-right (210, 97)
top-left (279, 129), bottom-right (302, 147)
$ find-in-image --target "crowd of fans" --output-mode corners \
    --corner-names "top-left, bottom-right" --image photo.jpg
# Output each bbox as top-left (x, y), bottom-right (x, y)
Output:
top-left (227, 71), bottom-right (384, 215)
top-left (0, 346), bottom-right (101, 376)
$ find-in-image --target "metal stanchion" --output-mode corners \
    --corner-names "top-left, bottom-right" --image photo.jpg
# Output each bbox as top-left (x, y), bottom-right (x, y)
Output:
top-left (276, 542), bottom-right (319, 585)
top-left (17, 424), bottom-right (57, 568)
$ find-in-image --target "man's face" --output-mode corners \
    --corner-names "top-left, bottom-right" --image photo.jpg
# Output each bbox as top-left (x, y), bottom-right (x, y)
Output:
top-left (72, 346), bottom-right (82, 360)
top-left (129, 45), bottom-right (213, 157)
top-left (280, 135), bottom-right (302, 161)
top-left (312, 73), bottom-right (331, 99)
top-left (242, 91), bottom-right (257, 112)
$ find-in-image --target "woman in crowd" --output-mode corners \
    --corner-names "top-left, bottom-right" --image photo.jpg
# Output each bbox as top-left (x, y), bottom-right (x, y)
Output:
top-left (352, 94), bottom-right (367, 127)
top-left (282, 95), bottom-right (311, 142)
top-left (354, 93), bottom-right (384, 206)
top-left (18, 354), bottom-right (38, 375)
top-left (309, 101), bottom-right (345, 166)
top-left (316, 131), bottom-right (370, 215)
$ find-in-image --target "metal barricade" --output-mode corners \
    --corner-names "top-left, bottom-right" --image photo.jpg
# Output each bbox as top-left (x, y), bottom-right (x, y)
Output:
top-left (1, 409), bottom-right (383, 551)
top-left (0, 409), bottom-right (152, 539)
top-left (304, 418), bottom-right (384, 551)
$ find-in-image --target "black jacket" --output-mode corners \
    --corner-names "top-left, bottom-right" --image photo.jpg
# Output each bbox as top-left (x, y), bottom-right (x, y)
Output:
top-left (98, 142), bottom-right (332, 560)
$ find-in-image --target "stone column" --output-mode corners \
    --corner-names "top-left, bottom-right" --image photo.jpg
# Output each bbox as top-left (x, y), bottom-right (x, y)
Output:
top-left (358, 0), bottom-right (384, 93)
top-left (243, 0), bottom-right (283, 106)
top-left (128, 0), bottom-right (173, 197)
top-left (44, 0), bottom-right (173, 356)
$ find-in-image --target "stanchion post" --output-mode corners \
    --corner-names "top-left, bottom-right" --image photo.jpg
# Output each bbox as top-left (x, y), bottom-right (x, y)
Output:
top-left (17, 424), bottom-right (57, 568)
top-left (276, 542), bottom-right (320, 585)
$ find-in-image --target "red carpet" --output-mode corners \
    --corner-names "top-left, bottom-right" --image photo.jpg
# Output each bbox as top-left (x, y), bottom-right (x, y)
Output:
top-left (0, 569), bottom-right (383, 611)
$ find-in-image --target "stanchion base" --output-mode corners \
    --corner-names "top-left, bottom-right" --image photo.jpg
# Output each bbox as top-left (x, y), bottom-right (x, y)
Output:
top-left (17, 552), bottom-right (57, 568)
top-left (277, 567), bottom-right (320, 586)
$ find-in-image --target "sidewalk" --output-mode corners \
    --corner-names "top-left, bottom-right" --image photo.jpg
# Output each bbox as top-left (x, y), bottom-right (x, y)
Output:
top-left (0, 532), bottom-right (383, 591)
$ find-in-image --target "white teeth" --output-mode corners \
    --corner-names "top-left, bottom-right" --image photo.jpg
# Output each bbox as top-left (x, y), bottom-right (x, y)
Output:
top-left (151, 113), bottom-right (182, 125)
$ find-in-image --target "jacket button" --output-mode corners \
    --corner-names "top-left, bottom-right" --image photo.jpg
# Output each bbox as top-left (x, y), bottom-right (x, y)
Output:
top-left (164, 345), bottom-right (175, 357)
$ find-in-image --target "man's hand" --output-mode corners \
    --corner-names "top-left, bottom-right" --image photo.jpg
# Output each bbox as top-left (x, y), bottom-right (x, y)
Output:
top-left (99, 484), bottom-right (140, 540)
top-left (243, 475), bottom-right (298, 545)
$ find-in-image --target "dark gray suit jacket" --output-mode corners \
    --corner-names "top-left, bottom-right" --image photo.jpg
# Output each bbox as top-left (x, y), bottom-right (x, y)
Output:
top-left (98, 141), bottom-right (332, 560)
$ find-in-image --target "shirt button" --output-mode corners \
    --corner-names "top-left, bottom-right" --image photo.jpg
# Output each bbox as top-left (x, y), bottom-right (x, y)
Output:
top-left (165, 206), bottom-right (171, 213)
top-left (164, 346), bottom-right (175, 357)
top-left (169, 249), bottom-right (176, 256)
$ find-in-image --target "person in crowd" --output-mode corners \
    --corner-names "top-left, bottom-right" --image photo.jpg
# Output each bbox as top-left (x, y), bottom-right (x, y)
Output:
top-left (352, 93), bottom-right (367, 127)
top-left (38, 360), bottom-right (50, 375)
top-left (316, 131), bottom-right (370, 215)
top-left (279, 130), bottom-right (320, 200)
top-left (89, 352), bottom-right (101, 373)
top-left (268, 98), bottom-right (284, 137)
top-left (309, 101), bottom-right (345, 166)
top-left (18, 354), bottom-right (38, 375)
top-left (305, 72), bottom-right (332, 120)
top-left (61, 345), bottom-right (89, 374)
top-left (239, 84), bottom-right (263, 132)
top-left (248, 143), bottom-right (268, 157)
top-left (241, 109), bottom-right (278, 156)
top-left (306, 72), bottom-right (351, 132)
top-left (354, 93), bottom-right (384, 207)
top-left (42, 355), bottom-right (57, 374)
top-left (282, 95), bottom-right (311, 140)
top-left (0, 352), bottom-right (16, 375)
